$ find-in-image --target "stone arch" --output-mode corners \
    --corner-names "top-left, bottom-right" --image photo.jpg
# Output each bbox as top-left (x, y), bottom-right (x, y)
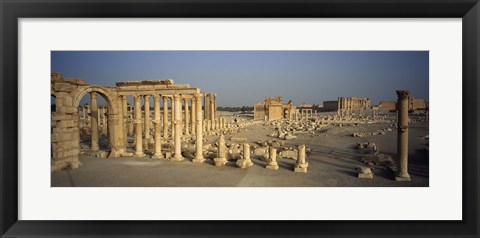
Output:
top-left (71, 85), bottom-right (123, 157)
top-left (72, 86), bottom-right (118, 115)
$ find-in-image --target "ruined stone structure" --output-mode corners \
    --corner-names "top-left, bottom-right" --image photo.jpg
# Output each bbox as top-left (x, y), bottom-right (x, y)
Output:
top-left (51, 72), bottom-right (220, 171)
top-left (379, 97), bottom-right (427, 112)
top-left (337, 97), bottom-right (372, 116)
top-left (253, 96), bottom-right (296, 121)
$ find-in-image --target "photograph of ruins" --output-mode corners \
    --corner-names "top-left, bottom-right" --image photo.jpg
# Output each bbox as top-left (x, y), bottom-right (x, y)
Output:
top-left (51, 51), bottom-right (429, 187)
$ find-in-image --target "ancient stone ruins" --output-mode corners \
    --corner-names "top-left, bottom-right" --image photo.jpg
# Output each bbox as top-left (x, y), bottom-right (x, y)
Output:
top-left (52, 72), bottom-right (427, 183)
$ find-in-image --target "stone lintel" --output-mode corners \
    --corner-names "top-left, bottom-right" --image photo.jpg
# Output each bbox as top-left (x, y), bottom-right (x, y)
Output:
top-left (115, 79), bottom-right (174, 87)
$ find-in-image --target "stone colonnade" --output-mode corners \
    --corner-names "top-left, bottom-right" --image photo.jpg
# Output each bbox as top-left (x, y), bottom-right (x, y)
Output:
top-left (51, 73), bottom-right (225, 171)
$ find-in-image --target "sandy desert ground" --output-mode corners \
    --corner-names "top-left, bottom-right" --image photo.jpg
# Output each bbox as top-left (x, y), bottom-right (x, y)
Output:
top-left (51, 111), bottom-right (428, 187)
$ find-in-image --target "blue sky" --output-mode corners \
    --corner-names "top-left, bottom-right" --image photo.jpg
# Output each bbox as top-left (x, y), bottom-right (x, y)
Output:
top-left (51, 51), bottom-right (428, 107)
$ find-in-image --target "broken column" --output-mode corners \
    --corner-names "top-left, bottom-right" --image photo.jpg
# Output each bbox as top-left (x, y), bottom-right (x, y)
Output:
top-left (152, 95), bottom-right (163, 159)
top-left (192, 93), bottom-right (205, 163)
top-left (266, 147), bottom-right (279, 170)
top-left (133, 95), bottom-right (145, 157)
top-left (172, 94), bottom-right (184, 161)
top-left (294, 144), bottom-right (308, 173)
top-left (90, 92), bottom-right (99, 152)
top-left (214, 134), bottom-right (228, 166)
top-left (236, 143), bottom-right (253, 169)
top-left (395, 90), bottom-right (411, 181)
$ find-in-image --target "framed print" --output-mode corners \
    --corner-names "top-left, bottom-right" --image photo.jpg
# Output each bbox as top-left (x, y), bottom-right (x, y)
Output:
top-left (1, 0), bottom-right (479, 237)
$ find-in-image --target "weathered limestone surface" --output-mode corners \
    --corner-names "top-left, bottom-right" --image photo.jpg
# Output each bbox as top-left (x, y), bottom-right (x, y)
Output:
top-left (214, 134), bottom-right (228, 166)
top-left (51, 72), bottom-right (209, 171)
top-left (236, 143), bottom-right (254, 169)
top-left (395, 90), bottom-right (411, 182)
top-left (266, 147), bottom-right (279, 170)
top-left (294, 144), bottom-right (308, 173)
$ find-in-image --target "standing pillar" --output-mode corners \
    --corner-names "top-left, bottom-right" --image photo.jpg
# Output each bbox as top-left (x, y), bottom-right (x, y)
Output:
top-left (236, 143), bottom-right (253, 169)
top-left (144, 95), bottom-right (151, 140)
top-left (211, 94), bottom-right (216, 129)
top-left (395, 90), bottom-right (411, 181)
top-left (90, 92), bottom-right (99, 152)
top-left (152, 95), bottom-right (163, 159)
top-left (163, 96), bottom-right (169, 140)
top-left (266, 147), bottom-right (279, 170)
top-left (133, 95), bottom-right (145, 157)
top-left (214, 134), bottom-right (228, 166)
top-left (171, 96), bottom-right (175, 139)
top-left (122, 96), bottom-right (128, 147)
top-left (294, 144), bottom-right (308, 173)
top-left (172, 94), bottom-right (184, 161)
top-left (184, 98), bottom-right (190, 136)
top-left (192, 93), bottom-right (205, 163)
top-left (191, 97), bottom-right (196, 135)
top-left (101, 107), bottom-right (106, 126)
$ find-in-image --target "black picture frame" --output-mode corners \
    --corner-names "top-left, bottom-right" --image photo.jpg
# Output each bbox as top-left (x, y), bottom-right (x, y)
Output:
top-left (1, 0), bottom-right (479, 237)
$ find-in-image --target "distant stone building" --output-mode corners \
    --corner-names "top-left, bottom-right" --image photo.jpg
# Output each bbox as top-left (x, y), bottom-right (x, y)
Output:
top-left (321, 97), bottom-right (371, 115)
top-left (253, 96), bottom-right (296, 121)
top-left (378, 97), bottom-right (427, 111)
top-left (378, 101), bottom-right (396, 111)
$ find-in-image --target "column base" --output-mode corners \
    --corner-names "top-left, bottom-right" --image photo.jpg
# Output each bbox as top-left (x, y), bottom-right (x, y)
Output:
top-left (133, 152), bottom-right (146, 158)
top-left (395, 174), bottom-right (411, 182)
top-left (152, 153), bottom-right (164, 159)
top-left (294, 166), bottom-right (308, 173)
top-left (171, 153), bottom-right (184, 161)
top-left (214, 157), bottom-right (228, 166)
top-left (192, 157), bottom-right (205, 163)
top-left (266, 163), bottom-right (279, 170)
top-left (236, 159), bottom-right (253, 169)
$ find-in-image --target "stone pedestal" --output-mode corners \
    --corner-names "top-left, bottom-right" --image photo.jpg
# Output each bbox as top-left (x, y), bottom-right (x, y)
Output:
top-left (266, 147), bottom-right (279, 170)
top-left (294, 144), bottom-right (308, 173)
top-left (237, 143), bottom-right (253, 169)
top-left (214, 134), bottom-right (228, 166)
top-left (395, 90), bottom-right (411, 182)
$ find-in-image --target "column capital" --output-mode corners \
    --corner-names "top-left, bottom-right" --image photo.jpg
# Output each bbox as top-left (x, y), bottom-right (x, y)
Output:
top-left (90, 91), bottom-right (97, 98)
top-left (154, 94), bottom-right (160, 100)
top-left (396, 90), bottom-right (411, 99)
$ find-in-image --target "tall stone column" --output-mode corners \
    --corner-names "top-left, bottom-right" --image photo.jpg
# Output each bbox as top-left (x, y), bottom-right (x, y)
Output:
top-left (172, 94), bottom-right (184, 161)
top-left (337, 97), bottom-right (341, 116)
top-left (395, 90), bottom-right (411, 181)
top-left (192, 93), bottom-right (205, 163)
top-left (191, 98), bottom-right (196, 135)
top-left (211, 94), bottom-right (216, 129)
top-left (184, 98), bottom-right (190, 136)
top-left (90, 92), bottom-right (99, 152)
top-left (101, 107), bottom-right (106, 126)
top-left (134, 95), bottom-right (145, 157)
top-left (163, 96), bottom-right (169, 140)
top-left (152, 95), bottom-right (163, 159)
top-left (122, 96), bottom-right (128, 146)
top-left (171, 96), bottom-right (175, 140)
top-left (144, 95), bottom-right (151, 140)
